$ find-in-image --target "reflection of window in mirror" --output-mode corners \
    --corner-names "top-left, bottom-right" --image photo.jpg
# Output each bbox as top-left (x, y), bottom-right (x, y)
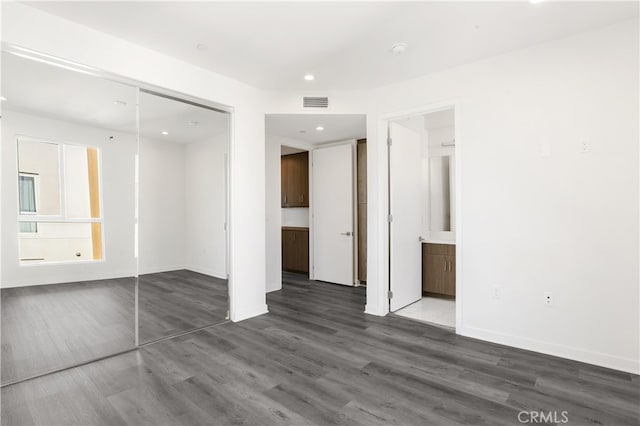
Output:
top-left (17, 138), bottom-right (104, 264)
top-left (18, 173), bottom-right (38, 233)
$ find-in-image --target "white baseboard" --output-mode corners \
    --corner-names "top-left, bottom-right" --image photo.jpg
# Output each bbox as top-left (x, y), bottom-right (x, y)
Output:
top-left (266, 283), bottom-right (282, 293)
top-left (364, 303), bottom-right (387, 317)
top-left (138, 265), bottom-right (186, 275)
top-left (183, 265), bottom-right (227, 280)
top-left (231, 304), bottom-right (269, 322)
top-left (458, 325), bottom-right (640, 374)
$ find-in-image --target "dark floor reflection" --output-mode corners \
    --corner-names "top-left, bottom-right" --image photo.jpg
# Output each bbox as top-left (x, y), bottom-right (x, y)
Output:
top-left (1, 277), bottom-right (135, 384)
top-left (138, 270), bottom-right (228, 344)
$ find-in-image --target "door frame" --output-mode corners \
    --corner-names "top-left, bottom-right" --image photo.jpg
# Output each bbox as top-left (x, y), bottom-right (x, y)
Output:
top-left (380, 100), bottom-right (463, 329)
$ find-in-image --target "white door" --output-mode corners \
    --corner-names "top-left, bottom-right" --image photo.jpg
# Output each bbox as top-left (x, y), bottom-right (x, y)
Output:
top-left (389, 122), bottom-right (423, 311)
top-left (313, 144), bottom-right (354, 286)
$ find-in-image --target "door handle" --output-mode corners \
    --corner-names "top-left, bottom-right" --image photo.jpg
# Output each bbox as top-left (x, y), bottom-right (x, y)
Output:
top-left (444, 259), bottom-right (447, 271)
top-left (340, 231), bottom-right (352, 236)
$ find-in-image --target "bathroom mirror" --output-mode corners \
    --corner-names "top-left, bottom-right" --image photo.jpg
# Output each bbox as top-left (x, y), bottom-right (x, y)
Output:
top-left (429, 155), bottom-right (454, 233)
top-left (1, 51), bottom-right (138, 384)
top-left (137, 90), bottom-right (229, 344)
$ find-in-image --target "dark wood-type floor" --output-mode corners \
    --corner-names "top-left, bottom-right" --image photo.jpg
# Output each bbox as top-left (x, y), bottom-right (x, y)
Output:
top-left (138, 270), bottom-right (228, 343)
top-left (2, 272), bottom-right (639, 425)
top-left (1, 277), bottom-right (135, 385)
top-left (1, 270), bottom-right (228, 385)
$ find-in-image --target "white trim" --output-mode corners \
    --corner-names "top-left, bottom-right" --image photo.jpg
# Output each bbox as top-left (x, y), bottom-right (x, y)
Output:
top-left (458, 325), bottom-right (640, 375)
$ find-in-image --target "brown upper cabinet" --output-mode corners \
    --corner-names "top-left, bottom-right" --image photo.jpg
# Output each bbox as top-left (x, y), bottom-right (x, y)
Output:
top-left (281, 152), bottom-right (309, 208)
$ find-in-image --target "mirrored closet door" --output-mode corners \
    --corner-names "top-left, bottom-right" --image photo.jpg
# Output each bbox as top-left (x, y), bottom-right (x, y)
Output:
top-left (1, 52), bottom-right (138, 384)
top-left (137, 90), bottom-right (229, 344)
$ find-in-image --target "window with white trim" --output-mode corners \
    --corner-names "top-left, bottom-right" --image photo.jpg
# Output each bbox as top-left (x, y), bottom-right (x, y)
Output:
top-left (17, 138), bottom-right (104, 264)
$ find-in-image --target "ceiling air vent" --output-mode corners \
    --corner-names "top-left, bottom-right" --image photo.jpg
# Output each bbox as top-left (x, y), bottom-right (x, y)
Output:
top-left (303, 96), bottom-right (329, 109)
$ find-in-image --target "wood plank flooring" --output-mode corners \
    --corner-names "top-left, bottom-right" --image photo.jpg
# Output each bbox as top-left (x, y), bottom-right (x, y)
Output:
top-left (1, 277), bottom-right (135, 385)
top-left (2, 272), bottom-right (639, 425)
top-left (1, 270), bottom-right (228, 385)
top-left (138, 270), bottom-right (228, 343)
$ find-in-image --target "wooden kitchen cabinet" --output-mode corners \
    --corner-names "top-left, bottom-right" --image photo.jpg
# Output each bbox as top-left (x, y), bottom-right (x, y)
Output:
top-left (281, 152), bottom-right (309, 207)
top-left (282, 227), bottom-right (309, 274)
top-left (422, 243), bottom-right (455, 296)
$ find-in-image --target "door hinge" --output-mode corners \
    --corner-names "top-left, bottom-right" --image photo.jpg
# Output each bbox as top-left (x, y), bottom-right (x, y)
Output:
top-left (387, 137), bottom-right (393, 146)
top-left (388, 290), bottom-right (393, 299)
top-left (387, 214), bottom-right (393, 223)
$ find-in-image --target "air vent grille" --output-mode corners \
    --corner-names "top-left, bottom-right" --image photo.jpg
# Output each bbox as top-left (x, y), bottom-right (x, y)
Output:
top-left (303, 96), bottom-right (329, 108)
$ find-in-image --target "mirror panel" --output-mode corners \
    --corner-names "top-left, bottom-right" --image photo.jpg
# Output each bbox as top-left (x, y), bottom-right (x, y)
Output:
top-left (429, 155), bottom-right (452, 232)
top-left (1, 52), bottom-right (138, 384)
top-left (137, 91), bottom-right (229, 344)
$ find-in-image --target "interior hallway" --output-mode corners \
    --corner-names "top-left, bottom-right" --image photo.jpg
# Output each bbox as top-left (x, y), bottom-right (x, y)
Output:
top-left (2, 273), bottom-right (638, 425)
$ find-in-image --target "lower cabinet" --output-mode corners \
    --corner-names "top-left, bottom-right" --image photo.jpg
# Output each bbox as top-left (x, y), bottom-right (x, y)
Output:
top-left (422, 243), bottom-right (456, 296)
top-left (282, 227), bottom-right (309, 274)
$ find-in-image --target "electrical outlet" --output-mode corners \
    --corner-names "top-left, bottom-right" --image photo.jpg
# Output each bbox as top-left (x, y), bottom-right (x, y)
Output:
top-left (491, 286), bottom-right (501, 300)
top-left (579, 140), bottom-right (591, 153)
top-left (543, 292), bottom-right (553, 306)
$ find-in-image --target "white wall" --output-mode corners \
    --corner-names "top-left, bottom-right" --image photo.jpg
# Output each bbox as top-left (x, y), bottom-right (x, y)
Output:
top-left (1, 2), bottom-right (268, 321)
top-left (185, 133), bottom-right (228, 278)
top-left (364, 20), bottom-right (639, 373)
top-left (281, 208), bottom-right (309, 227)
top-left (138, 136), bottom-right (186, 274)
top-left (1, 110), bottom-right (137, 287)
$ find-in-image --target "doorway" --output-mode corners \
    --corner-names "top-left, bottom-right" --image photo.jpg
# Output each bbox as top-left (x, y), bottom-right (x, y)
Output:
top-left (265, 114), bottom-right (366, 298)
top-left (387, 106), bottom-right (457, 329)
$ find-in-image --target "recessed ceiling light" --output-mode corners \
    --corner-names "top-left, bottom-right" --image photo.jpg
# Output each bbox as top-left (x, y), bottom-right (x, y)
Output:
top-left (114, 100), bottom-right (127, 106)
top-left (391, 42), bottom-right (408, 54)
top-left (304, 74), bottom-right (315, 81)
top-left (315, 126), bottom-right (324, 131)
top-left (161, 131), bottom-right (169, 135)
top-left (188, 120), bottom-right (199, 126)
top-left (0, 96), bottom-right (6, 102)
top-left (196, 43), bottom-right (208, 51)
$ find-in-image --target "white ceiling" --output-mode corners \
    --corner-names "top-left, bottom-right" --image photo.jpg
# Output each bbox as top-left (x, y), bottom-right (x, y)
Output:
top-left (2, 52), bottom-right (228, 144)
top-left (26, 1), bottom-right (638, 90)
top-left (267, 114), bottom-right (366, 145)
top-left (139, 92), bottom-right (228, 144)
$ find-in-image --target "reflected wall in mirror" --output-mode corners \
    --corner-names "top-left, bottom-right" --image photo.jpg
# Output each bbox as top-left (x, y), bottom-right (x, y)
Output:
top-left (1, 52), bottom-right (137, 384)
top-left (429, 156), bottom-right (452, 232)
top-left (137, 91), bottom-right (229, 344)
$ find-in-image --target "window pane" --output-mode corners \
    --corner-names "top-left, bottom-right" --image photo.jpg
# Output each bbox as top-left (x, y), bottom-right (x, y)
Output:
top-left (18, 175), bottom-right (36, 213)
top-left (17, 140), bottom-right (61, 215)
top-left (19, 222), bottom-right (102, 263)
top-left (19, 221), bottom-right (37, 233)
